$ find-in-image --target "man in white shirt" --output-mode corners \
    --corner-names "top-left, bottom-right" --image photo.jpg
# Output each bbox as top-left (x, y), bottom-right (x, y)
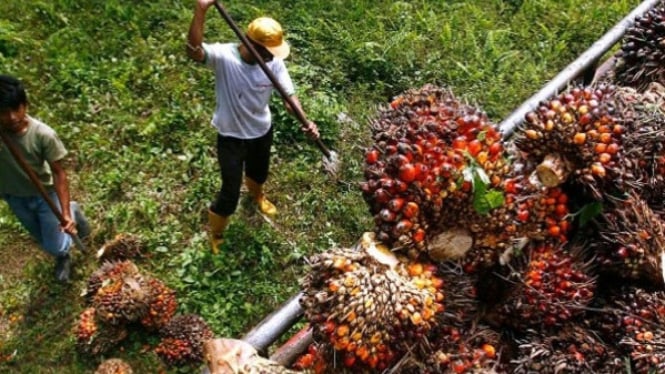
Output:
top-left (187, 0), bottom-right (319, 253)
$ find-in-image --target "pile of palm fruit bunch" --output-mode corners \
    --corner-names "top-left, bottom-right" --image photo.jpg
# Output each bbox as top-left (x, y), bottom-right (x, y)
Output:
top-left (295, 73), bottom-right (665, 373)
top-left (75, 235), bottom-right (215, 369)
top-left (291, 5), bottom-right (665, 371)
top-left (358, 85), bottom-right (575, 275)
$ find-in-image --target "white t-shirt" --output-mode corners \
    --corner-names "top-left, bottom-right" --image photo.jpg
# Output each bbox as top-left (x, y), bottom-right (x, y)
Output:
top-left (203, 42), bottom-right (295, 139)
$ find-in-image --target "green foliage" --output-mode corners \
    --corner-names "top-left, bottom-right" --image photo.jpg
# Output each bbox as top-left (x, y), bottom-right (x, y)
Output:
top-left (0, 0), bottom-right (641, 372)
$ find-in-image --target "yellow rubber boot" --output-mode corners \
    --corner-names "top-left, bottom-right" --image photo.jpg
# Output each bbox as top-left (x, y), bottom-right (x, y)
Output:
top-left (208, 210), bottom-right (229, 254)
top-left (245, 177), bottom-right (277, 216)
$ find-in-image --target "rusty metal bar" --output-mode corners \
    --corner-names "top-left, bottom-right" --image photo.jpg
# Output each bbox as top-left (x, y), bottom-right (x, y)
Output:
top-left (269, 325), bottom-right (313, 367)
top-left (498, 0), bottom-right (661, 137)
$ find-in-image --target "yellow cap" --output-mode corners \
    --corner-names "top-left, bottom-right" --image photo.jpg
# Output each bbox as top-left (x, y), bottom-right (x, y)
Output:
top-left (246, 17), bottom-right (290, 59)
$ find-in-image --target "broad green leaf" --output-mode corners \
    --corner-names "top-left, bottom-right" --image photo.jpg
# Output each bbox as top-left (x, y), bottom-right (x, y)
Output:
top-left (577, 201), bottom-right (603, 227)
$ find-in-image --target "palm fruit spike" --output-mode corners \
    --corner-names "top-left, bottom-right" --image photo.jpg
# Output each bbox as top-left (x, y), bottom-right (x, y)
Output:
top-left (512, 324), bottom-right (624, 374)
top-left (514, 84), bottom-right (628, 200)
top-left (436, 261), bottom-right (479, 326)
top-left (84, 260), bottom-right (140, 303)
top-left (75, 307), bottom-right (128, 356)
top-left (155, 314), bottom-right (214, 367)
top-left (588, 287), bottom-right (665, 373)
top-left (94, 358), bottom-right (133, 374)
top-left (614, 4), bottom-right (665, 91)
top-left (361, 84), bottom-right (507, 255)
top-left (140, 277), bottom-right (178, 331)
top-left (97, 233), bottom-right (144, 263)
top-left (593, 192), bottom-right (665, 285)
top-left (92, 270), bottom-right (150, 325)
top-left (488, 242), bottom-right (596, 332)
top-left (300, 234), bottom-right (444, 372)
top-left (399, 324), bottom-right (504, 374)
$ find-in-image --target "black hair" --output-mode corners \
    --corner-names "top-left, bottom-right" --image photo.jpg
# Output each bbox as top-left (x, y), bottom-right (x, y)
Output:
top-left (0, 74), bottom-right (28, 111)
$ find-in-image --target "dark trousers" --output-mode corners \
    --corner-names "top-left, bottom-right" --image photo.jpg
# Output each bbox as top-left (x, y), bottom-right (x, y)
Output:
top-left (210, 127), bottom-right (273, 216)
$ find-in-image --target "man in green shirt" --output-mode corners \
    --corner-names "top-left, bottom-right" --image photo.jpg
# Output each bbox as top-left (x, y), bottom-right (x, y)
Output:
top-left (0, 74), bottom-right (89, 282)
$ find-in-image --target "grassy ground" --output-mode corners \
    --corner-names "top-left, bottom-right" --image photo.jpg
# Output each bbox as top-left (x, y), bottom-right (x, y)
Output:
top-left (0, 0), bottom-right (639, 372)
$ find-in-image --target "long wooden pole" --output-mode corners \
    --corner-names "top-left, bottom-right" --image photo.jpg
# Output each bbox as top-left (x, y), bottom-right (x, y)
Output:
top-left (0, 131), bottom-right (85, 252)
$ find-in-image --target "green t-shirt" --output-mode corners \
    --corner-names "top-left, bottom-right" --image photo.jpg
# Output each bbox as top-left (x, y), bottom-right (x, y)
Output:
top-left (0, 116), bottom-right (68, 196)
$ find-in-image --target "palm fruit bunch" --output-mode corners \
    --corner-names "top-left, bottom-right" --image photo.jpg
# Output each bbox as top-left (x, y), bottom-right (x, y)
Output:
top-left (155, 314), bottom-right (214, 367)
top-left (97, 233), bottom-right (144, 263)
top-left (589, 287), bottom-right (665, 373)
top-left (94, 358), bottom-right (133, 374)
top-left (92, 267), bottom-right (151, 325)
top-left (300, 233), bottom-right (444, 371)
top-left (592, 193), bottom-right (665, 284)
top-left (84, 260), bottom-right (140, 303)
top-left (140, 277), bottom-right (178, 331)
top-left (511, 324), bottom-right (623, 374)
top-left (514, 84), bottom-right (631, 199)
top-left (400, 324), bottom-right (504, 374)
top-left (75, 307), bottom-right (128, 356)
top-left (361, 84), bottom-right (506, 255)
top-left (612, 85), bottom-right (665, 208)
top-left (613, 3), bottom-right (665, 91)
top-left (487, 242), bottom-right (596, 331)
top-left (459, 156), bottom-right (572, 273)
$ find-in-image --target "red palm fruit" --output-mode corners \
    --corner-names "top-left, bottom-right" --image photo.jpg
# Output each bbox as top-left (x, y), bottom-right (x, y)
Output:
top-left (468, 139), bottom-right (482, 156)
top-left (379, 209), bottom-right (397, 222)
top-left (402, 202), bottom-right (419, 218)
top-left (412, 229), bottom-right (426, 243)
top-left (395, 219), bottom-right (413, 235)
top-left (374, 189), bottom-right (391, 204)
top-left (488, 142), bottom-right (502, 156)
top-left (388, 198), bottom-right (405, 212)
top-left (399, 163), bottom-right (417, 182)
top-left (343, 352), bottom-right (356, 367)
top-left (365, 149), bottom-right (379, 164)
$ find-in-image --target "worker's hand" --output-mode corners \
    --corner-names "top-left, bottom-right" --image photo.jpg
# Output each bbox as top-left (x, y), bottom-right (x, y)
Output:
top-left (302, 121), bottom-right (320, 140)
top-left (196, 0), bottom-right (217, 11)
top-left (61, 215), bottom-right (78, 236)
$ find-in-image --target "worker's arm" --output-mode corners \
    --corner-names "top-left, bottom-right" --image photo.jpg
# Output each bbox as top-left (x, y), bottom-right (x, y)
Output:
top-left (49, 159), bottom-right (76, 235)
top-left (187, 0), bottom-right (216, 62)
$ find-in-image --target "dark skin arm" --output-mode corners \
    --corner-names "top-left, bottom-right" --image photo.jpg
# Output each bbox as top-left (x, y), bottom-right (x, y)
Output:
top-left (186, 0), bottom-right (215, 62)
top-left (49, 159), bottom-right (77, 235)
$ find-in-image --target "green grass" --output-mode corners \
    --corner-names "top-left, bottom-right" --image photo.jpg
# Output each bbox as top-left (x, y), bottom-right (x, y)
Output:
top-left (0, 0), bottom-right (640, 372)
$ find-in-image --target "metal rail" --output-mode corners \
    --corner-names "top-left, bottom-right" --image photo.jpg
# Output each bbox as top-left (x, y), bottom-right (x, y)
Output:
top-left (241, 292), bottom-right (305, 356)
top-left (202, 0), bottom-right (660, 371)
